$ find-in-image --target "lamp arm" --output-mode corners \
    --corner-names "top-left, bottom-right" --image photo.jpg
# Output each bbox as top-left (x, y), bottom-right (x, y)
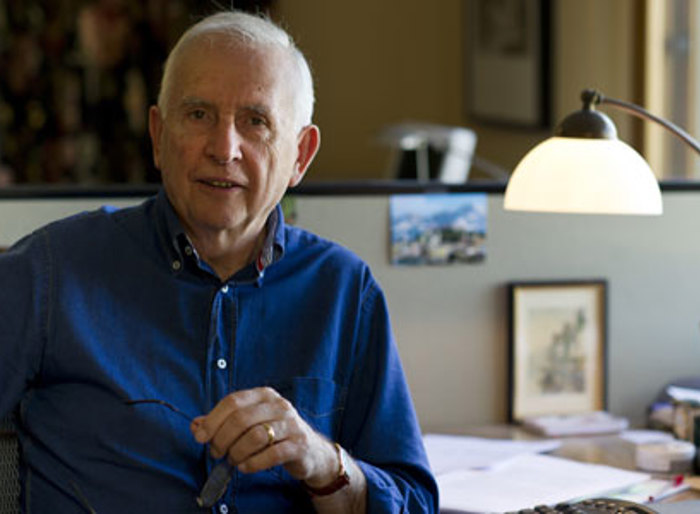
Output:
top-left (592, 90), bottom-right (700, 156)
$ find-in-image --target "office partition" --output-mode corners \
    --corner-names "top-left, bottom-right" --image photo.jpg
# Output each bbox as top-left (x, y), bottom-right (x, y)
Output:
top-left (2, 185), bottom-right (699, 432)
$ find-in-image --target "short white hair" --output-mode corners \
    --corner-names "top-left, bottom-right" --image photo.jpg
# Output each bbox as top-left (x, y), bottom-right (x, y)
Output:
top-left (157, 11), bottom-right (315, 129)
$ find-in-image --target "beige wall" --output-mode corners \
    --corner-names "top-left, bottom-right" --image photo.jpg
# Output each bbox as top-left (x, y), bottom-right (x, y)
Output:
top-left (273, 0), bottom-right (643, 181)
top-left (273, 0), bottom-right (464, 181)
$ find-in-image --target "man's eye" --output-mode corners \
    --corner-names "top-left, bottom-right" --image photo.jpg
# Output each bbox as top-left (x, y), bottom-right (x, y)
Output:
top-left (250, 116), bottom-right (266, 126)
top-left (188, 109), bottom-right (207, 121)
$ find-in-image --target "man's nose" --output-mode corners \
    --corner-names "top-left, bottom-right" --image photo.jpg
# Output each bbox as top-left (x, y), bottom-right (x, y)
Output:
top-left (206, 122), bottom-right (243, 164)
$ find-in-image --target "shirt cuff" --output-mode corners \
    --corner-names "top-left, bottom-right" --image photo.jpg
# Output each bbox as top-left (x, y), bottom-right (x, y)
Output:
top-left (356, 460), bottom-right (437, 513)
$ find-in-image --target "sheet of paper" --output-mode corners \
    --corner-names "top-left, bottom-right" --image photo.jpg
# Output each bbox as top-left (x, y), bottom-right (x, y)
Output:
top-left (436, 452), bottom-right (650, 514)
top-left (423, 433), bottom-right (561, 474)
top-left (603, 477), bottom-right (688, 504)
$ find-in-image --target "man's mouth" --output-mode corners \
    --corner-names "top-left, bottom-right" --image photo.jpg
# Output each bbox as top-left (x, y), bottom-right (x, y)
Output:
top-left (201, 179), bottom-right (240, 189)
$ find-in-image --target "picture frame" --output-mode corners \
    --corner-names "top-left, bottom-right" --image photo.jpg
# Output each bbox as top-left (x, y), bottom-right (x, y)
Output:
top-left (466, 0), bottom-right (551, 128)
top-left (507, 280), bottom-right (607, 422)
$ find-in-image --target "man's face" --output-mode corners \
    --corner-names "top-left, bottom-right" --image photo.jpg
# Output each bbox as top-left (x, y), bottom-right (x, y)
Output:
top-left (149, 37), bottom-right (318, 241)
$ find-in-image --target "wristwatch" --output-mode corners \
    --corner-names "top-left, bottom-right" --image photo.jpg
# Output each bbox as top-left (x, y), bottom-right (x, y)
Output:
top-left (304, 443), bottom-right (351, 496)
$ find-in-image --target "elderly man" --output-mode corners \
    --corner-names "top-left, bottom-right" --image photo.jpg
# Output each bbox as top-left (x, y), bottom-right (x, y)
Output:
top-left (0, 10), bottom-right (438, 513)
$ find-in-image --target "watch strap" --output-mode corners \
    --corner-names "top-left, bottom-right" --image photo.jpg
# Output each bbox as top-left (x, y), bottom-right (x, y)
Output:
top-left (304, 443), bottom-right (351, 496)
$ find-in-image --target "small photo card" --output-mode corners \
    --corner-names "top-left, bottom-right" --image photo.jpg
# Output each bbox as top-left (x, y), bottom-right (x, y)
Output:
top-left (390, 193), bottom-right (487, 266)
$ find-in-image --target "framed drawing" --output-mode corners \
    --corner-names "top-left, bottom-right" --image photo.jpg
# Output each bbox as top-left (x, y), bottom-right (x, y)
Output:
top-left (466, 0), bottom-right (551, 128)
top-left (507, 280), bottom-right (607, 422)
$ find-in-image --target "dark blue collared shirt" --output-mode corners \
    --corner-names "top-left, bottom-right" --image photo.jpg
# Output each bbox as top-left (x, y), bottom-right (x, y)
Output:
top-left (0, 191), bottom-right (438, 513)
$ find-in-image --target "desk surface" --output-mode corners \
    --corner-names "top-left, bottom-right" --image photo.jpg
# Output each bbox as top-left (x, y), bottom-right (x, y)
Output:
top-left (458, 425), bottom-right (700, 504)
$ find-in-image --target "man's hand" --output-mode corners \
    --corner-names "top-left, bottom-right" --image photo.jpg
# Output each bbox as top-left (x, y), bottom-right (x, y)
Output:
top-left (190, 387), bottom-right (338, 485)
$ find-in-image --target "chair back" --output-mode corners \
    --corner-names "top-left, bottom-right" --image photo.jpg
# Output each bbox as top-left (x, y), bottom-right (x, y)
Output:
top-left (0, 414), bottom-right (19, 514)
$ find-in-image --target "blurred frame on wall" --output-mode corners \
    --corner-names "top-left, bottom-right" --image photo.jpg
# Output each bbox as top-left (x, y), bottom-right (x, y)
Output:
top-left (465, 0), bottom-right (551, 128)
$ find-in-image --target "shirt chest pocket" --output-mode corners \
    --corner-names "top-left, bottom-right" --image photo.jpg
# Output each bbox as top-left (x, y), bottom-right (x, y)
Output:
top-left (263, 377), bottom-right (346, 439)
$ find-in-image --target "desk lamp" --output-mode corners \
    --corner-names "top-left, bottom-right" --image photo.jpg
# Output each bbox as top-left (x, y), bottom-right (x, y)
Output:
top-left (504, 88), bottom-right (700, 215)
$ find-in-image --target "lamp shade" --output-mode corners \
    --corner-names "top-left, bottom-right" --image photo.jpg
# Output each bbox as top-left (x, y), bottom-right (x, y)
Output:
top-left (503, 136), bottom-right (663, 215)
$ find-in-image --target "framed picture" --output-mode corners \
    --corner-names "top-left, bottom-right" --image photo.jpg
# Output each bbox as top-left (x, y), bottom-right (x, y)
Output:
top-left (507, 280), bottom-right (607, 422)
top-left (466, 0), bottom-right (551, 128)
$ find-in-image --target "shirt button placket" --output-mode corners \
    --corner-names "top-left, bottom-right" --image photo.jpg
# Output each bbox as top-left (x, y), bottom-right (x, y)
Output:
top-left (211, 283), bottom-right (236, 507)
top-left (218, 284), bottom-right (230, 373)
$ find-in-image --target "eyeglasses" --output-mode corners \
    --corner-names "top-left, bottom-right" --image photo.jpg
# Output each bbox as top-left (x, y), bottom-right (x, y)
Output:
top-left (69, 480), bottom-right (97, 514)
top-left (124, 398), bottom-right (232, 508)
top-left (123, 398), bottom-right (195, 422)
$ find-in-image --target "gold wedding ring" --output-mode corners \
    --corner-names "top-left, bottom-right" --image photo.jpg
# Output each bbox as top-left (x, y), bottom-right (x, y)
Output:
top-left (263, 423), bottom-right (276, 447)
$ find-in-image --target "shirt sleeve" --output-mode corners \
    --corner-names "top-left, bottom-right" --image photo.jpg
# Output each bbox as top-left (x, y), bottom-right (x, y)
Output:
top-left (0, 230), bottom-right (49, 418)
top-left (340, 274), bottom-right (439, 513)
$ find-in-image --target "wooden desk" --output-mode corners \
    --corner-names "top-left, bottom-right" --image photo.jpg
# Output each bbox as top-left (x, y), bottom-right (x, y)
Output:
top-left (458, 425), bottom-right (700, 503)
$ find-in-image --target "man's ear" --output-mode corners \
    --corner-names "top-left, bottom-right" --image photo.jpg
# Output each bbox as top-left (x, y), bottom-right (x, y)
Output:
top-left (288, 124), bottom-right (321, 188)
top-left (148, 105), bottom-right (164, 170)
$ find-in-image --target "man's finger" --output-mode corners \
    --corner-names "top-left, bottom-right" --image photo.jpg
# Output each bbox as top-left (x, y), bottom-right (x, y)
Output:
top-left (237, 438), bottom-right (297, 474)
top-left (223, 420), bottom-right (286, 464)
top-left (191, 387), bottom-right (281, 443)
top-left (208, 404), bottom-right (280, 459)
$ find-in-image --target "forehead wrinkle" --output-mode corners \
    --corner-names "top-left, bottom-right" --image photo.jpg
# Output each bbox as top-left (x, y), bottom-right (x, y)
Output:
top-left (179, 96), bottom-right (214, 109)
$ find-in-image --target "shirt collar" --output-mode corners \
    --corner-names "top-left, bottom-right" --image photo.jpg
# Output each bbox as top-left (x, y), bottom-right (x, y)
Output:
top-left (256, 204), bottom-right (285, 274)
top-left (154, 189), bottom-right (190, 274)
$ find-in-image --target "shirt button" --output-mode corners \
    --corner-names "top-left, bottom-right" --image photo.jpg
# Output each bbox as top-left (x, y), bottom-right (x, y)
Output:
top-left (171, 260), bottom-right (181, 271)
top-left (221, 285), bottom-right (229, 293)
top-left (217, 358), bottom-right (227, 370)
top-left (184, 245), bottom-right (193, 256)
top-left (219, 505), bottom-right (229, 514)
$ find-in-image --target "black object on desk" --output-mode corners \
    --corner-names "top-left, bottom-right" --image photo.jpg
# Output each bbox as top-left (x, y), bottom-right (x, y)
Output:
top-left (505, 498), bottom-right (656, 513)
top-left (504, 499), bottom-right (700, 514)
